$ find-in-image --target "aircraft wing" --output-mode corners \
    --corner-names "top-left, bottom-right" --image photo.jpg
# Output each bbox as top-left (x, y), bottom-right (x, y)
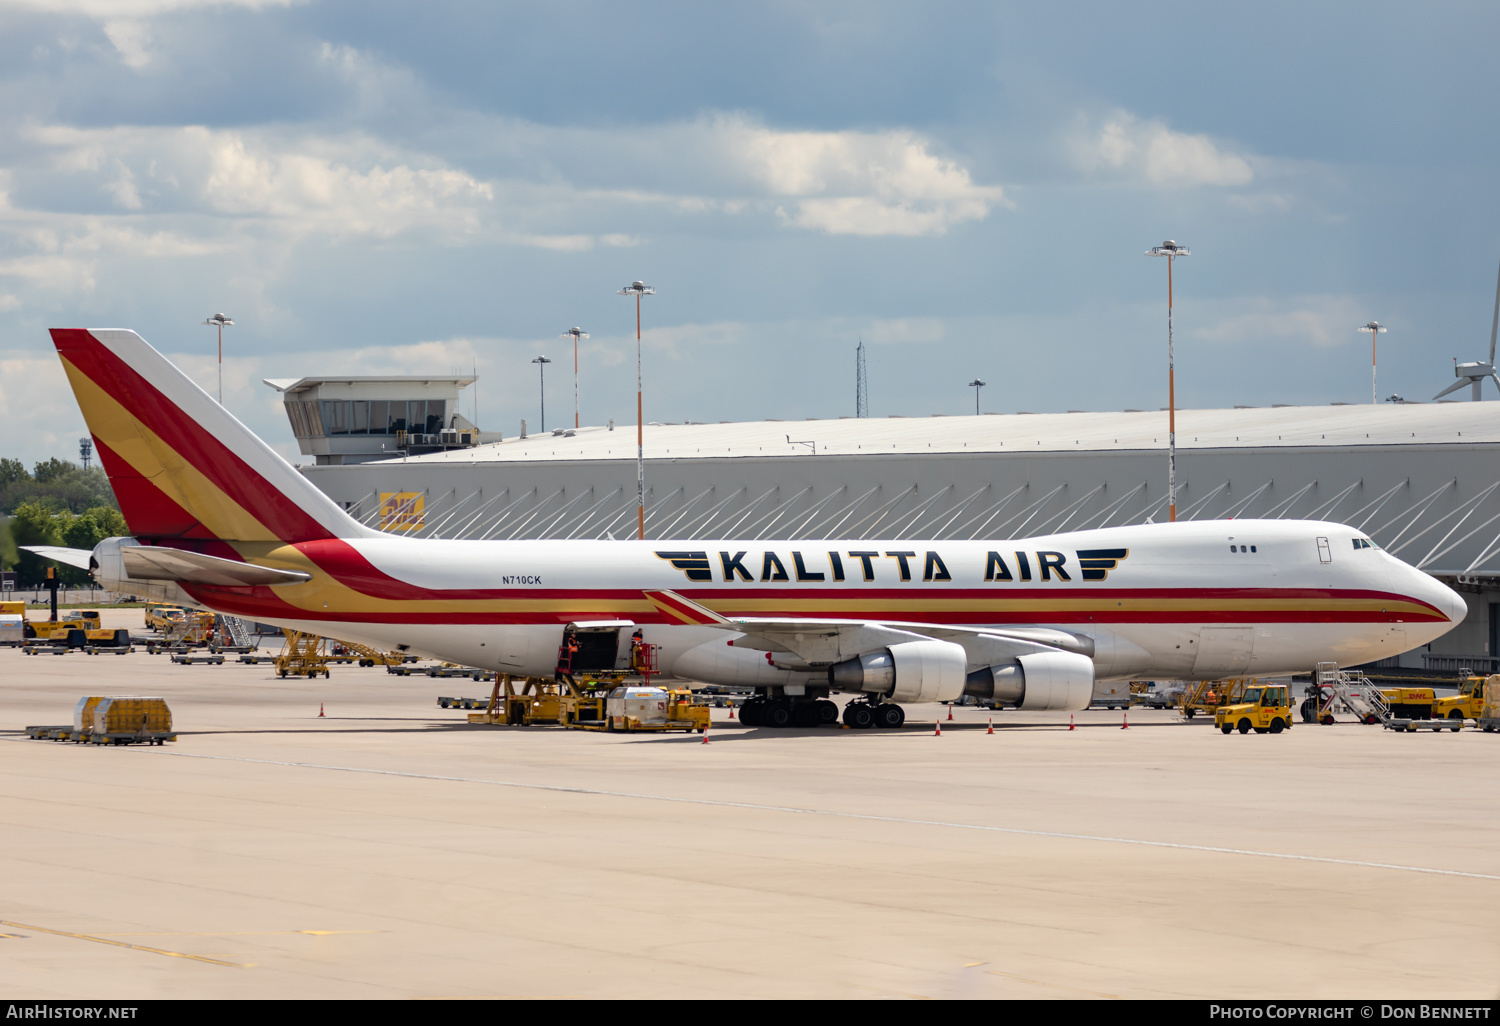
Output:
top-left (120, 546), bottom-right (313, 587)
top-left (643, 589), bottom-right (1093, 667)
top-left (20, 545), bottom-right (94, 570)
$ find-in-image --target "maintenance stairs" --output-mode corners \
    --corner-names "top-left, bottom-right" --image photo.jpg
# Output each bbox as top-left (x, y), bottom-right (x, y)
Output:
top-left (1312, 661), bottom-right (1390, 724)
top-left (220, 615), bottom-right (252, 648)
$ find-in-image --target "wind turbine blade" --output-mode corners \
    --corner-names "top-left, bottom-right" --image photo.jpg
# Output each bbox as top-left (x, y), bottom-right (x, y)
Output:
top-left (1490, 256), bottom-right (1500, 364)
top-left (1433, 378), bottom-right (1470, 400)
top-left (1489, 371), bottom-right (1500, 397)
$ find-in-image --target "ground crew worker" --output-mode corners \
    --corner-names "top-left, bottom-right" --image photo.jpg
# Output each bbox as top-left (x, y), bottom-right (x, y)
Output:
top-left (630, 629), bottom-right (645, 672)
top-left (1205, 687), bottom-right (1218, 706)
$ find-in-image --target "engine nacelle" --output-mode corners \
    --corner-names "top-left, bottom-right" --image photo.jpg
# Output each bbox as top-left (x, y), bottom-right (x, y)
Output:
top-left (827, 639), bottom-right (967, 704)
top-left (90, 537), bottom-right (193, 604)
top-left (963, 650), bottom-right (1095, 711)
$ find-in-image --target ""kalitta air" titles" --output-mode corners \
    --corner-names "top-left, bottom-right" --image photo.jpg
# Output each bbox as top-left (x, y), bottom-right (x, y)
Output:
top-left (655, 549), bottom-right (1128, 583)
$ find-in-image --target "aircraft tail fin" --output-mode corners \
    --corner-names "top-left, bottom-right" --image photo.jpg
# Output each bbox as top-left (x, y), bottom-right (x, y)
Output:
top-left (50, 328), bottom-right (377, 544)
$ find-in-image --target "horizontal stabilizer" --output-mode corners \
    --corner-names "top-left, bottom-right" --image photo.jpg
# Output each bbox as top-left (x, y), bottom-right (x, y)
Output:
top-left (20, 546), bottom-right (94, 570)
top-left (121, 546), bottom-right (312, 587)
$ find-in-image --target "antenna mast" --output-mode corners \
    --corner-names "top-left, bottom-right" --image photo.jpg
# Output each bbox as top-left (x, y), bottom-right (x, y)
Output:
top-left (855, 338), bottom-right (868, 418)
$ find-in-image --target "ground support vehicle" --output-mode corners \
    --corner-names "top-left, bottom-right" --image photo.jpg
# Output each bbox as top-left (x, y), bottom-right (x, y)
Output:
top-left (0, 600), bottom-right (25, 645)
top-left (425, 664), bottom-right (489, 680)
top-left (1180, 678), bottom-right (1251, 719)
top-left (1215, 683), bottom-right (1294, 734)
top-left (1476, 678), bottom-right (1500, 732)
top-left (171, 652), bottom-right (225, 666)
top-left (600, 686), bottom-right (709, 733)
top-left (459, 674), bottom-right (707, 733)
top-left (25, 696), bottom-right (176, 745)
top-left (274, 629), bottom-right (331, 678)
top-left (327, 639), bottom-right (411, 667)
top-left (1433, 675), bottom-right (1491, 727)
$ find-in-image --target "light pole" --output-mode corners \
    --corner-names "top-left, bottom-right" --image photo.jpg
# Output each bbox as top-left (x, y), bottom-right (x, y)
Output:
top-left (1357, 321), bottom-right (1387, 404)
top-left (617, 280), bottom-right (655, 540)
top-left (560, 327), bottom-right (589, 429)
top-left (202, 313), bottom-right (233, 404)
top-left (531, 356), bottom-right (551, 433)
top-left (1146, 240), bottom-right (1189, 522)
top-left (968, 378), bottom-right (985, 415)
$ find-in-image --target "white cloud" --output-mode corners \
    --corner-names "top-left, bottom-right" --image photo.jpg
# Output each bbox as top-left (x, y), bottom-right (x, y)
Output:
top-left (1192, 295), bottom-right (1369, 348)
top-left (1079, 111), bottom-right (1254, 187)
top-left (0, 0), bottom-right (300, 15)
top-left (102, 20), bottom-right (152, 68)
top-left (715, 116), bottom-right (1006, 236)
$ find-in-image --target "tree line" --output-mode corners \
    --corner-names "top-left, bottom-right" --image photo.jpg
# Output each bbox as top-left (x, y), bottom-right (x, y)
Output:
top-left (0, 456), bottom-right (124, 586)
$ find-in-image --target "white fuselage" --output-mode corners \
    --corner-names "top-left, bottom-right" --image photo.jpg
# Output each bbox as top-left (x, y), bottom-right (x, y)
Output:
top-left (170, 518), bottom-right (1464, 692)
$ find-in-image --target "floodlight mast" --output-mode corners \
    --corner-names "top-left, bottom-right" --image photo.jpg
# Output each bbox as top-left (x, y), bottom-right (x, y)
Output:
top-left (202, 313), bottom-right (233, 404)
top-left (531, 356), bottom-right (551, 433)
top-left (1146, 241), bottom-right (1188, 522)
top-left (560, 327), bottom-right (589, 429)
top-left (968, 378), bottom-right (986, 415)
top-left (1357, 321), bottom-right (1387, 404)
top-left (617, 280), bottom-right (655, 540)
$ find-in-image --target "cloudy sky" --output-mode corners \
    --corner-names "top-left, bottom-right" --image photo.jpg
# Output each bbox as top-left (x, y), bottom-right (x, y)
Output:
top-left (2, 0), bottom-right (1498, 467)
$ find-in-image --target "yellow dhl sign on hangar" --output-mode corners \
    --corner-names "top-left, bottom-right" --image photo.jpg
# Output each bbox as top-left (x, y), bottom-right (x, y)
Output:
top-left (379, 492), bottom-right (425, 532)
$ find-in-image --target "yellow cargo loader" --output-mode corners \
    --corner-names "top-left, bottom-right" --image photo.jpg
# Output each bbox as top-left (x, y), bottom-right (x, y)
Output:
top-left (461, 675), bottom-right (709, 733)
top-left (1215, 683), bottom-right (1294, 735)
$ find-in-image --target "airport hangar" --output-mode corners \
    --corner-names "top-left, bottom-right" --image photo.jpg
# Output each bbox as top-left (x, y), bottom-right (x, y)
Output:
top-left (267, 376), bottom-right (1500, 674)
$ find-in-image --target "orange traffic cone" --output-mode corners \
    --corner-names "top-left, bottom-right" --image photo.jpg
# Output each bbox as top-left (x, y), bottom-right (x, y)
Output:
top-left (728, 704), bottom-right (735, 719)
top-left (318, 703), bottom-right (325, 717)
top-left (986, 718), bottom-right (994, 735)
top-left (1068, 714), bottom-right (1075, 730)
top-left (947, 706), bottom-right (954, 721)
top-left (1121, 710), bottom-right (1129, 730)
top-left (935, 718), bottom-right (942, 737)
top-left (701, 726), bottom-right (710, 744)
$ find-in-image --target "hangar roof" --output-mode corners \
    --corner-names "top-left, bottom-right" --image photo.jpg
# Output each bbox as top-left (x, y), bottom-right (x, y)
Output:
top-left (395, 401), bottom-right (1500, 465)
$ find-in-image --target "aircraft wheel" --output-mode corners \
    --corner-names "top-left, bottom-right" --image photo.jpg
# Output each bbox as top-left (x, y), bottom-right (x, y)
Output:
top-left (792, 702), bottom-right (820, 728)
top-left (1269, 719), bottom-right (1284, 734)
top-left (764, 702), bottom-right (792, 728)
top-left (1237, 718), bottom-right (1253, 735)
top-left (843, 703), bottom-right (874, 729)
top-left (877, 703), bottom-right (905, 729)
top-left (815, 699), bottom-right (839, 725)
top-left (1220, 724), bottom-right (1233, 735)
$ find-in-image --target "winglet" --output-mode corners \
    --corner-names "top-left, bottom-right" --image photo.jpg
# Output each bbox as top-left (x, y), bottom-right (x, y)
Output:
top-left (643, 590), bottom-right (730, 626)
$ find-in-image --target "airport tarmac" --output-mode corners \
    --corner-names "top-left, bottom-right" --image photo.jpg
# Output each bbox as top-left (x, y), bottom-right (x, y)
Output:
top-left (2, 621), bottom-right (1498, 999)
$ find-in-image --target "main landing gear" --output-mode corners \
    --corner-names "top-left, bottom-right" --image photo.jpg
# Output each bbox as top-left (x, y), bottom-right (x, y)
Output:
top-left (738, 696), bottom-right (841, 729)
top-left (841, 699), bottom-right (905, 730)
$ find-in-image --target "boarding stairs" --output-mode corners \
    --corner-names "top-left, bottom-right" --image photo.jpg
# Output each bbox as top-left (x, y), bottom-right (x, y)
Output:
top-left (1313, 661), bottom-right (1391, 725)
top-left (220, 615), bottom-right (252, 648)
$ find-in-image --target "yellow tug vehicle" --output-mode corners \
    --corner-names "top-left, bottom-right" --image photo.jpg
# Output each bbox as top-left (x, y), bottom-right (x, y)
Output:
top-left (1431, 675), bottom-right (1490, 726)
top-left (1215, 683), bottom-right (1294, 735)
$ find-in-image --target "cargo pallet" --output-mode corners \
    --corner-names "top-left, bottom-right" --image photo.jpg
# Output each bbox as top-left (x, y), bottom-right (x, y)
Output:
top-left (25, 697), bottom-right (176, 746)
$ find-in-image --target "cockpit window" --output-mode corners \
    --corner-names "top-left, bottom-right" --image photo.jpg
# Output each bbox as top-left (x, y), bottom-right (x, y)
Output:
top-left (1353, 538), bottom-right (1378, 550)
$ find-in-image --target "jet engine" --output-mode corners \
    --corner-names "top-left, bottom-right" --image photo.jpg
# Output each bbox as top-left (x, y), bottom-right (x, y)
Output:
top-left (963, 650), bottom-right (1095, 711)
top-left (827, 639), bottom-right (967, 703)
